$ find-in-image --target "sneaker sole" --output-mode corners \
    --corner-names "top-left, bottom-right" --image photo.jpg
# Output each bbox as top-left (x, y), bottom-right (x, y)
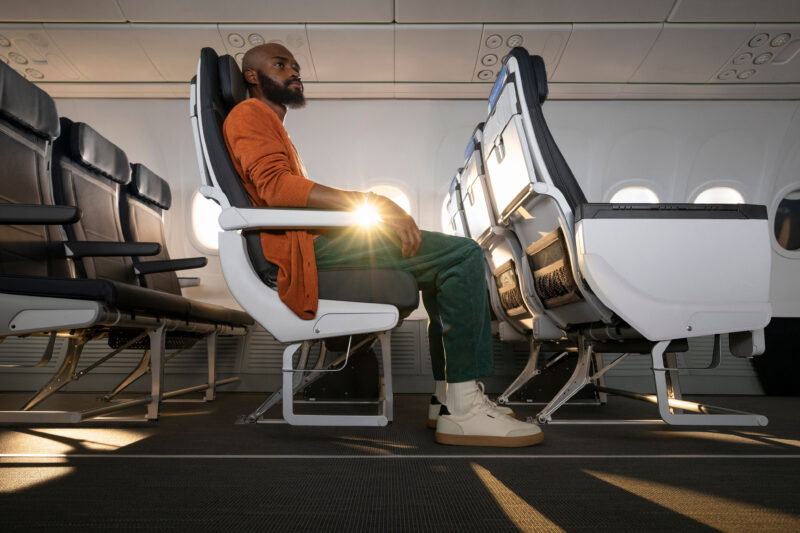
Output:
top-left (434, 431), bottom-right (543, 447)
top-left (428, 412), bottom-right (515, 429)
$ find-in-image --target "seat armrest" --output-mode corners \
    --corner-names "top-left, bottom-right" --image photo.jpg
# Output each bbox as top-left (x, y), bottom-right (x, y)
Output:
top-left (134, 257), bottom-right (208, 275)
top-left (62, 241), bottom-right (161, 258)
top-left (219, 207), bottom-right (360, 231)
top-left (0, 204), bottom-right (80, 225)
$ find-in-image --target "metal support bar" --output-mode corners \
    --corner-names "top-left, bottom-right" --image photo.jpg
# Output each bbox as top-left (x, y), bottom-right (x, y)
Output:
top-left (280, 332), bottom-right (392, 427)
top-left (498, 338), bottom-right (540, 405)
top-left (537, 335), bottom-right (593, 423)
top-left (591, 349), bottom-right (609, 404)
top-left (104, 349), bottom-right (151, 401)
top-left (0, 378), bottom-right (240, 424)
top-left (21, 333), bottom-right (92, 410)
top-left (241, 343), bottom-right (352, 424)
top-left (663, 351), bottom-right (683, 414)
top-left (377, 331), bottom-right (393, 423)
top-left (0, 331), bottom-right (57, 368)
top-left (544, 350), bottom-right (569, 369)
top-left (204, 331), bottom-right (218, 401)
top-left (104, 342), bottom-right (191, 401)
top-left (591, 352), bottom-right (631, 381)
top-left (146, 325), bottom-right (166, 420)
top-left (650, 340), bottom-right (768, 426)
top-left (75, 330), bottom-right (149, 378)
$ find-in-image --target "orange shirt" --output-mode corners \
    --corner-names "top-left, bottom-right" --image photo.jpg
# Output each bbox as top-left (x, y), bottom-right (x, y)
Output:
top-left (223, 98), bottom-right (318, 319)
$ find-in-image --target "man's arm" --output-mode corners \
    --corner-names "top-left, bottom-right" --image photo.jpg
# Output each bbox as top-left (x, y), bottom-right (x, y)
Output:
top-left (307, 183), bottom-right (422, 258)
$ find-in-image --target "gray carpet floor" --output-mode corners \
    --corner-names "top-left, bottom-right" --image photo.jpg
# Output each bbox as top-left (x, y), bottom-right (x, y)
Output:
top-left (1, 392), bottom-right (799, 531)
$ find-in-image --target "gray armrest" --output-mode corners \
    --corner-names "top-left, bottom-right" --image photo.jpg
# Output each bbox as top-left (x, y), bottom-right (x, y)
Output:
top-left (0, 204), bottom-right (80, 225)
top-left (218, 207), bottom-right (360, 231)
top-left (62, 241), bottom-right (160, 258)
top-left (134, 257), bottom-right (207, 275)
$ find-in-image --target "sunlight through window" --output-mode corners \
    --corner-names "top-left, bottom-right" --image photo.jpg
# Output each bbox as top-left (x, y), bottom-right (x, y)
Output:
top-left (694, 186), bottom-right (745, 204)
top-left (191, 191), bottom-right (222, 252)
top-left (368, 184), bottom-right (411, 215)
top-left (609, 186), bottom-right (659, 203)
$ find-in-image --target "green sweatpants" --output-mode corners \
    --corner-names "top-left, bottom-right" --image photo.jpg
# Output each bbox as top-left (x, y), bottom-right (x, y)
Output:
top-left (314, 225), bottom-right (494, 383)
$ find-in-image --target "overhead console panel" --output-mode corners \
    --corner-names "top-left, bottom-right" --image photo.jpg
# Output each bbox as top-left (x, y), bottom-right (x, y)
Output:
top-left (116, 0), bottom-right (393, 23)
top-left (394, 0), bottom-right (675, 23)
top-left (218, 25), bottom-right (318, 82)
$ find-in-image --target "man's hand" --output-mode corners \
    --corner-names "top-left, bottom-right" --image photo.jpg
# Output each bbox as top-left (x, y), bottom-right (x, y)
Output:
top-left (373, 194), bottom-right (422, 257)
top-left (306, 183), bottom-right (422, 257)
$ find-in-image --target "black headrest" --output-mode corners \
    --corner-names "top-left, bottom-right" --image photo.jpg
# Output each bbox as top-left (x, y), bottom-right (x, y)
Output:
top-left (219, 54), bottom-right (248, 112)
top-left (129, 163), bottom-right (171, 209)
top-left (530, 55), bottom-right (548, 104)
top-left (0, 61), bottom-right (60, 140)
top-left (61, 117), bottom-right (130, 184)
top-left (506, 47), bottom-right (548, 104)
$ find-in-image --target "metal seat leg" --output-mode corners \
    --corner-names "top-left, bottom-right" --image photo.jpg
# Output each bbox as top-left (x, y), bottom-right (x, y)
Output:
top-left (536, 335), bottom-right (593, 423)
top-left (498, 338), bottom-right (540, 405)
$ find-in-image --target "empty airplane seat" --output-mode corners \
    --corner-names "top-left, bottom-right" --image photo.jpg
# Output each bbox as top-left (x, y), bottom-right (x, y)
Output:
top-left (461, 120), bottom-right (541, 338)
top-left (445, 169), bottom-right (468, 238)
top-left (0, 59), bottom-right (249, 424)
top-left (498, 47), bottom-right (770, 340)
top-left (459, 125), bottom-right (495, 245)
top-left (476, 47), bottom-right (773, 425)
top-left (52, 117), bottom-right (139, 285)
top-left (120, 162), bottom-right (206, 294)
top-left (0, 62), bottom-right (68, 278)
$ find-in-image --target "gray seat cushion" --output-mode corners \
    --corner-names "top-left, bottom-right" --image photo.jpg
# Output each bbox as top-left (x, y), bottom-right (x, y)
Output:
top-left (318, 269), bottom-right (419, 319)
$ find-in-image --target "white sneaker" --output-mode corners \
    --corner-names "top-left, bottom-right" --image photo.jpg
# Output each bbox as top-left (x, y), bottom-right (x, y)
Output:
top-left (427, 385), bottom-right (515, 429)
top-left (427, 396), bottom-right (444, 429)
top-left (435, 383), bottom-right (543, 447)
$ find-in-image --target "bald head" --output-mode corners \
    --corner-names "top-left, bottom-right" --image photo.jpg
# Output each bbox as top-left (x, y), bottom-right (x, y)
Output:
top-left (242, 43), bottom-right (293, 74)
top-left (241, 43), bottom-right (305, 113)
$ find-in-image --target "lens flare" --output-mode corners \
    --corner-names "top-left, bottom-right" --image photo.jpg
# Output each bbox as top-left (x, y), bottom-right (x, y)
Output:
top-left (355, 204), bottom-right (381, 226)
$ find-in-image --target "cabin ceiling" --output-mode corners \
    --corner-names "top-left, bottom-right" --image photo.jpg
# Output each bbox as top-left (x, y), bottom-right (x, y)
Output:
top-left (1, 0), bottom-right (800, 99)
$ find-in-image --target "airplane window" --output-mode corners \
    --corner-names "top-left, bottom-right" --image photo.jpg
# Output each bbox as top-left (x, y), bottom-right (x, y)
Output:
top-left (774, 190), bottom-right (800, 251)
top-left (694, 186), bottom-right (745, 204)
top-left (609, 186), bottom-right (659, 203)
top-left (190, 191), bottom-right (222, 252)
top-left (368, 184), bottom-right (411, 215)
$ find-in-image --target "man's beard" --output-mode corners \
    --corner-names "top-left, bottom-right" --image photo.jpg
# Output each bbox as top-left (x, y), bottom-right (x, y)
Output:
top-left (258, 71), bottom-right (306, 109)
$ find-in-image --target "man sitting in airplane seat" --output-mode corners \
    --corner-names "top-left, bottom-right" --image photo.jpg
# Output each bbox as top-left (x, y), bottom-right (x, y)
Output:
top-left (222, 43), bottom-right (542, 447)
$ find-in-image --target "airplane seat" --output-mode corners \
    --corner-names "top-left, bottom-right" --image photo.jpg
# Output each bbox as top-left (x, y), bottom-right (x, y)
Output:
top-left (0, 61), bottom-right (250, 423)
top-left (0, 61), bottom-right (66, 278)
top-left (459, 124), bottom-right (544, 343)
top-left (483, 50), bottom-right (608, 330)
top-left (52, 117), bottom-right (139, 285)
top-left (475, 47), bottom-right (773, 425)
top-left (444, 169), bottom-right (468, 238)
top-left (192, 47), bottom-right (419, 425)
top-left (51, 117), bottom-right (252, 327)
top-left (120, 163), bottom-right (207, 294)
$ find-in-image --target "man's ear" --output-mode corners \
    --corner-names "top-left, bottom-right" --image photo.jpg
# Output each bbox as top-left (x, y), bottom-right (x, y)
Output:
top-left (243, 68), bottom-right (258, 87)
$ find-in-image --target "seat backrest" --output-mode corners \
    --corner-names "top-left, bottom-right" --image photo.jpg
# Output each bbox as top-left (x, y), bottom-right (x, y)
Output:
top-left (195, 47), bottom-right (279, 286)
top-left (119, 163), bottom-right (181, 294)
top-left (460, 123), bottom-right (496, 244)
top-left (0, 62), bottom-right (64, 277)
top-left (483, 47), bottom-right (587, 221)
top-left (445, 169), bottom-right (468, 238)
top-left (52, 117), bottom-right (136, 284)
